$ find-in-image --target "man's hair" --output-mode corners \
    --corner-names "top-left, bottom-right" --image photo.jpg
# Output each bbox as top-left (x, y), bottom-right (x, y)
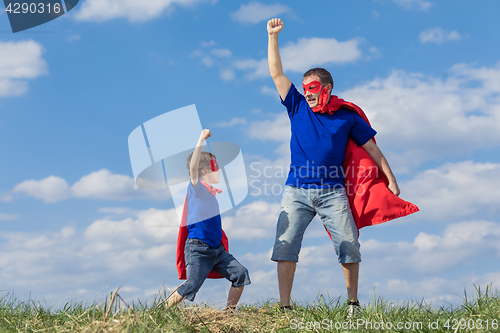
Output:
top-left (186, 151), bottom-right (217, 176)
top-left (303, 68), bottom-right (334, 88)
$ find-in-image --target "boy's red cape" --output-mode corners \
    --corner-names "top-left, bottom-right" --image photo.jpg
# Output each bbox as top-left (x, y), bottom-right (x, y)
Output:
top-left (176, 95), bottom-right (419, 279)
top-left (312, 94), bottom-right (419, 231)
top-left (176, 182), bottom-right (228, 280)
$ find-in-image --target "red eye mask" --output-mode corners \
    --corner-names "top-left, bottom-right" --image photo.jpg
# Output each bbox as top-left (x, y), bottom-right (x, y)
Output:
top-left (210, 159), bottom-right (220, 172)
top-left (303, 80), bottom-right (324, 94)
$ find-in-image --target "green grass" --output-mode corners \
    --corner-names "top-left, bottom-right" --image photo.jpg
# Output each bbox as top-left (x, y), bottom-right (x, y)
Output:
top-left (1, 285), bottom-right (499, 332)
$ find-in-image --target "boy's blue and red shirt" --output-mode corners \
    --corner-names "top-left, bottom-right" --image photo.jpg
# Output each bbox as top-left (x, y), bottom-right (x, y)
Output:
top-left (282, 83), bottom-right (377, 188)
top-left (186, 180), bottom-right (222, 248)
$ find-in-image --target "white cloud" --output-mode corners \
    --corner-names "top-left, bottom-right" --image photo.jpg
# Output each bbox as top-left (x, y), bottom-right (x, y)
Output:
top-left (0, 208), bottom-right (180, 303)
top-left (360, 221), bottom-right (500, 278)
top-left (200, 40), bottom-right (216, 48)
top-left (233, 58), bottom-right (268, 79)
top-left (222, 201), bottom-right (280, 239)
top-left (190, 49), bottom-right (214, 67)
top-left (210, 48), bottom-right (232, 58)
top-left (0, 212), bottom-right (19, 221)
top-left (403, 161), bottom-right (500, 220)
top-left (391, 0), bottom-right (433, 11)
top-left (191, 44), bottom-right (238, 81)
top-left (248, 112), bottom-right (289, 142)
top-left (13, 176), bottom-right (71, 203)
top-left (230, 2), bottom-right (291, 24)
top-left (5, 169), bottom-right (169, 203)
top-left (194, 36), bottom-right (362, 82)
top-left (261, 85), bottom-right (278, 97)
top-left (219, 68), bottom-right (235, 81)
top-left (68, 35), bottom-right (81, 42)
top-left (212, 117), bottom-right (246, 127)
top-left (2, 205), bottom-right (499, 306)
top-left (0, 80), bottom-right (28, 97)
top-left (0, 40), bottom-right (47, 97)
top-left (234, 37), bottom-right (363, 79)
top-left (339, 61), bottom-right (500, 171)
top-left (73, 169), bottom-right (143, 200)
top-left (74, 0), bottom-right (215, 22)
top-left (281, 37), bottom-right (363, 72)
top-left (469, 272), bottom-right (500, 290)
top-left (419, 27), bottom-right (462, 44)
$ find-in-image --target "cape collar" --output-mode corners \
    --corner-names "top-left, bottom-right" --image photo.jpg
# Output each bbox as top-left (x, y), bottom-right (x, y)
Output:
top-left (200, 180), bottom-right (222, 196)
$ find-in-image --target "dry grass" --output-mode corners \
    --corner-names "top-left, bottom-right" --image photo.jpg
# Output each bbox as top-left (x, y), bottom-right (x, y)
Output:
top-left (1, 285), bottom-right (499, 332)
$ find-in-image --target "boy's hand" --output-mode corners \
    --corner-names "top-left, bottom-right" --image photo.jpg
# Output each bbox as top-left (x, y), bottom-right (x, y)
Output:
top-left (267, 18), bottom-right (283, 35)
top-left (200, 129), bottom-right (211, 142)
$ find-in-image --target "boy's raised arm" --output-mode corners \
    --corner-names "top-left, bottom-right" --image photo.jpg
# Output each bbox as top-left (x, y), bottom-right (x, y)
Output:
top-left (190, 129), bottom-right (211, 187)
top-left (268, 18), bottom-right (291, 101)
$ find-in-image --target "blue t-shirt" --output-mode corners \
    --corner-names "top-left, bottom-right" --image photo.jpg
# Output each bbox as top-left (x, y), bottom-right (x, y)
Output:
top-left (282, 83), bottom-right (377, 188)
top-left (186, 180), bottom-right (222, 248)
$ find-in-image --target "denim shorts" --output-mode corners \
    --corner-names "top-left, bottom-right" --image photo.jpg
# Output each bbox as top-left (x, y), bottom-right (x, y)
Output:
top-left (177, 238), bottom-right (251, 302)
top-left (271, 185), bottom-right (361, 264)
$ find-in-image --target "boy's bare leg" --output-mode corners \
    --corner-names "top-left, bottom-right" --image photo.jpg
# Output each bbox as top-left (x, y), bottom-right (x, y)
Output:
top-left (277, 261), bottom-right (296, 306)
top-left (166, 291), bottom-right (184, 307)
top-left (341, 263), bottom-right (359, 301)
top-left (226, 286), bottom-right (244, 307)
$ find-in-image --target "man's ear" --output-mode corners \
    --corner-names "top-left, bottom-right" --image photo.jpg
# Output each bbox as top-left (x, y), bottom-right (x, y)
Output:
top-left (326, 83), bottom-right (333, 95)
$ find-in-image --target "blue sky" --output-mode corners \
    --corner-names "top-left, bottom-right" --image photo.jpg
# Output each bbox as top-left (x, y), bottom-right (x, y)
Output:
top-left (1, 0), bottom-right (500, 307)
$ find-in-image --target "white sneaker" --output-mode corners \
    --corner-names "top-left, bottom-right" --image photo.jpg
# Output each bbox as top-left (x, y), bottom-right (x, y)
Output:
top-left (347, 301), bottom-right (360, 319)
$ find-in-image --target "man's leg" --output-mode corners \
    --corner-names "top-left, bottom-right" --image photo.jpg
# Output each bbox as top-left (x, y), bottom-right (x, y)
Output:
top-left (277, 260), bottom-right (296, 306)
top-left (271, 186), bottom-right (316, 307)
top-left (315, 187), bottom-right (361, 302)
top-left (341, 262), bottom-right (359, 301)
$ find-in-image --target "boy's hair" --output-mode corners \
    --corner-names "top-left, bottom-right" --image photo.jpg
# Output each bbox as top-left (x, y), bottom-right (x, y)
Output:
top-left (303, 67), bottom-right (334, 88)
top-left (186, 151), bottom-right (217, 176)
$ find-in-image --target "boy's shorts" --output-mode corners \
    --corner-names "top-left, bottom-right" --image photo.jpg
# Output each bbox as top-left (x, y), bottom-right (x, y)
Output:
top-left (177, 238), bottom-right (251, 302)
top-left (271, 185), bottom-right (361, 263)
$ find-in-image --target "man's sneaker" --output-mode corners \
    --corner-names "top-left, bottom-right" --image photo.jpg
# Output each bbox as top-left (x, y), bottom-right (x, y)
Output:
top-left (277, 305), bottom-right (294, 316)
top-left (347, 300), bottom-right (361, 319)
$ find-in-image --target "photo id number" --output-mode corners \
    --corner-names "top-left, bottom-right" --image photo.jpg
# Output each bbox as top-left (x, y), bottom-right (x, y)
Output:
top-left (5, 2), bottom-right (62, 14)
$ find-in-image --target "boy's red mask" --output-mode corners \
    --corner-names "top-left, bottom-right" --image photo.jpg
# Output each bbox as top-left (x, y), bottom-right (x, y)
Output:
top-left (303, 80), bottom-right (324, 94)
top-left (210, 159), bottom-right (220, 172)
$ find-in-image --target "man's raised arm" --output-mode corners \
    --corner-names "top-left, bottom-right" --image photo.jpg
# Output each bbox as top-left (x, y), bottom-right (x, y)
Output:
top-left (267, 18), bottom-right (291, 100)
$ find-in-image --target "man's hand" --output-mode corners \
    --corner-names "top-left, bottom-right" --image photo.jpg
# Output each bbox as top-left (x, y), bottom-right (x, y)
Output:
top-left (267, 17), bottom-right (290, 100)
top-left (388, 181), bottom-right (401, 197)
top-left (267, 18), bottom-right (283, 35)
top-left (361, 139), bottom-right (401, 197)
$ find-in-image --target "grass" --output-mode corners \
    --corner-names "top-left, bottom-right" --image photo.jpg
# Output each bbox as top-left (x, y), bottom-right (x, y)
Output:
top-left (0, 285), bottom-right (499, 332)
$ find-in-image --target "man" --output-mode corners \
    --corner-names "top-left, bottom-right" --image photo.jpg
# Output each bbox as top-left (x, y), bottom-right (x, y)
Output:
top-left (267, 18), bottom-right (401, 315)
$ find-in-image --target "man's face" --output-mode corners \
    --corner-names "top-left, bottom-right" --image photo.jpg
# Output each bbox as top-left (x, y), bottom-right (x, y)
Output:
top-left (303, 75), bottom-right (329, 108)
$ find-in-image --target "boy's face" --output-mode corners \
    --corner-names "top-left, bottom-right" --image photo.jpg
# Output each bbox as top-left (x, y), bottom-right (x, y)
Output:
top-left (201, 159), bottom-right (220, 184)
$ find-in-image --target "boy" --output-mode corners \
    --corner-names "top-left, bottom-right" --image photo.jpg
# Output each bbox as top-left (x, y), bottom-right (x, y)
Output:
top-left (167, 129), bottom-right (250, 309)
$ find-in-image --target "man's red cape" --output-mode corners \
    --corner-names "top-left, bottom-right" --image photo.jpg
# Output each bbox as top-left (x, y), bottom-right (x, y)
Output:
top-left (176, 193), bottom-right (229, 280)
top-left (315, 95), bottom-right (419, 232)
